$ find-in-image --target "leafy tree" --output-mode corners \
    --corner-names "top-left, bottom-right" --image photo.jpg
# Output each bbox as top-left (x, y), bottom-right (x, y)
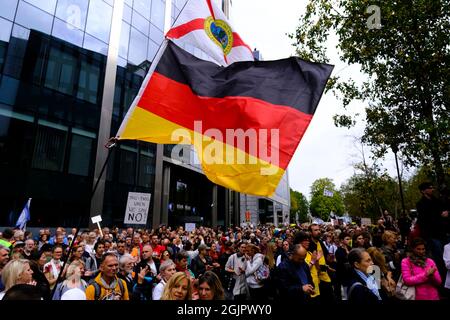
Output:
top-left (290, 188), bottom-right (309, 222)
top-left (403, 166), bottom-right (436, 210)
top-left (340, 170), bottom-right (401, 220)
top-left (309, 178), bottom-right (345, 220)
top-left (291, 0), bottom-right (449, 192)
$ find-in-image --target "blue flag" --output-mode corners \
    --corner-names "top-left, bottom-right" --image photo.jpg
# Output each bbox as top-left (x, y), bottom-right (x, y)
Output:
top-left (15, 198), bottom-right (31, 230)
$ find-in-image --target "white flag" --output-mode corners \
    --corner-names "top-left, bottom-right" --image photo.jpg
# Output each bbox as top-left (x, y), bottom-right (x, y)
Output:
top-left (15, 198), bottom-right (31, 230)
top-left (166, 0), bottom-right (254, 66)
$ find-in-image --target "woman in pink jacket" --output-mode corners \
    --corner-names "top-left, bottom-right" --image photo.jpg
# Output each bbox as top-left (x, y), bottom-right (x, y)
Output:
top-left (401, 238), bottom-right (441, 300)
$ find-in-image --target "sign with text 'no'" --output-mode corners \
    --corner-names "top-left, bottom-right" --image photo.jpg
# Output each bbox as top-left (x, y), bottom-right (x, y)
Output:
top-left (124, 192), bottom-right (151, 225)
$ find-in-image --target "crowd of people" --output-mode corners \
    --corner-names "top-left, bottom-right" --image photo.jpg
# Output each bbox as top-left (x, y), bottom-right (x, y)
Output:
top-left (0, 182), bottom-right (448, 302)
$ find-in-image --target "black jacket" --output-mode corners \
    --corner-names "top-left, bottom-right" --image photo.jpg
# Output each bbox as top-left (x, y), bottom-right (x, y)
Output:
top-left (347, 270), bottom-right (381, 303)
top-left (190, 255), bottom-right (212, 278)
top-left (416, 195), bottom-right (448, 240)
top-left (277, 259), bottom-right (314, 301)
top-left (132, 259), bottom-right (160, 300)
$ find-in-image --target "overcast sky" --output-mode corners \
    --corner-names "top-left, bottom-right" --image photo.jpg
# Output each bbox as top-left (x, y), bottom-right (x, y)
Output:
top-left (230, 0), bottom-right (400, 198)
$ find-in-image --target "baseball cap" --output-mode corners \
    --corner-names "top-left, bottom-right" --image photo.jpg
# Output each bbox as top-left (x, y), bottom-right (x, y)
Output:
top-left (13, 241), bottom-right (25, 248)
top-left (198, 244), bottom-right (210, 251)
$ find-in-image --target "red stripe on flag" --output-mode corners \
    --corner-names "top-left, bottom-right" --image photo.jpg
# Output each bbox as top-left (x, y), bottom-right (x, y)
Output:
top-left (166, 18), bottom-right (205, 39)
top-left (137, 72), bottom-right (313, 168)
top-left (232, 32), bottom-right (253, 54)
top-left (206, 0), bottom-right (215, 20)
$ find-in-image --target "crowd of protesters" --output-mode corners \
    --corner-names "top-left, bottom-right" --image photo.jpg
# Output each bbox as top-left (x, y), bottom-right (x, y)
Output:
top-left (0, 182), bottom-right (449, 301)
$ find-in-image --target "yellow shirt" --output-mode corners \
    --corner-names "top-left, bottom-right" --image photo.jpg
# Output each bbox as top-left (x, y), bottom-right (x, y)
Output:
top-left (315, 241), bottom-right (331, 283)
top-left (85, 274), bottom-right (129, 300)
top-left (305, 252), bottom-right (320, 298)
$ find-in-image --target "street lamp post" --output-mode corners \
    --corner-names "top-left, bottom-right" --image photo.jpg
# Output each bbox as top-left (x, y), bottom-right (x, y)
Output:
top-left (391, 144), bottom-right (406, 218)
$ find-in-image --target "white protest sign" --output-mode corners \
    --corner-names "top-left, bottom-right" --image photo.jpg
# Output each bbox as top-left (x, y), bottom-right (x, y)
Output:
top-left (361, 217), bottom-right (372, 226)
top-left (185, 223), bottom-right (196, 232)
top-left (124, 192), bottom-right (151, 225)
top-left (91, 215), bottom-right (103, 237)
top-left (91, 215), bottom-right (102, 224)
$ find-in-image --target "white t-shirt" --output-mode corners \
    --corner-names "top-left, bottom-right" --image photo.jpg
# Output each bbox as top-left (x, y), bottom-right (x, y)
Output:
top-left (152, 280), bottom-right (166, 300)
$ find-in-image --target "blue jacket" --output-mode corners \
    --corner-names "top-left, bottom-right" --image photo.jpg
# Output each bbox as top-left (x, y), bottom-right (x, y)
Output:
top-left (277, 259), bottom-right (314, 301)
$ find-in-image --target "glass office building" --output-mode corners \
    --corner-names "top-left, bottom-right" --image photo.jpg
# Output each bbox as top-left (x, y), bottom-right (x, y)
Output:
top-left (0, 0), bottom-right (289, 228)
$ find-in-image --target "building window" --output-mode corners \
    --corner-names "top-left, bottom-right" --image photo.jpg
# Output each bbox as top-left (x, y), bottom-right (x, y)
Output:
top-left (55, 0), bottom-right (89, 31)
top-left (118, 148), bottom-right (136, 185)
top-left (77, 59), bottom-right (101, 104)
top-left (0, 0), bottom-right (18, 21)
top-left (15, 1), bottom-right (53, 35)
top-left (128, 27), bottom-right (148, 65)
top-left (68, 133), bottom-right (93, 176)
top-left (133, 0), bottom-right (151, 20)
top-left (23, 0), bottom-right (57, 15)
top-left (85, 0), bottom-right (113, 44)
top-left (150, 0), bottom-right (165, 32)
top-left (44, 47), bottom-right (77, 95)
top-left (32, 123), bottom-right (68, 172)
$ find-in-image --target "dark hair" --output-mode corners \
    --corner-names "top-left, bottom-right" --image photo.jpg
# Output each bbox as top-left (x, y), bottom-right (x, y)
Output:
top-left (52, 244), bottom-right (63, 253)
top-left (348, 248), bottom-right (366, 268)
top-left (418, 182), bottom-right (433, 191)
top-left (94, 239), bottom-right (106, 251)
top-left (198, 271), bottom-right (225, 300)
top-left (40, 243), bottom-right (53, 253)
top-left (2, 228), bottom-right (14, 239)
top-left (339, 232), bottom-right (350, 241)
top-left (100, 252), bottom-right (118, 265)
top-left (352, 232), bottom-right (364, 247)
top-left (176, 250), bottom-right (189, 262)
top-left (2, 284), bottom-right (43, 300)
top-left (410, 237), bottom-right (426, 249)
top-left (293, 231), bottom-right (310, 244)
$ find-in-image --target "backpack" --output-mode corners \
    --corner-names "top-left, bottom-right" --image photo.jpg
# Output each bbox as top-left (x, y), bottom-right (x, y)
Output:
top-left (91, 279), bottom-right (125, 300)
top-left (254, 263), bottom-right (270, 282)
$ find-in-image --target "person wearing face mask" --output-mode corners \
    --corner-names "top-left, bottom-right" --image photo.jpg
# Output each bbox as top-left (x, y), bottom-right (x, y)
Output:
top-left (347, 248), bottom-right (383, 302)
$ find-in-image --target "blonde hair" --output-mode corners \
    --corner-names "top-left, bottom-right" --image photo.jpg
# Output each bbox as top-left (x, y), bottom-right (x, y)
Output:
top-left (366, 247), bottom-right (388, 275)
top-left (265, 242), bottom-right (276, 269)
top-left (161, 272), bottom-right (191, 300)
top-left (65, 260), bottom-right (85, 280)
top-left (381, 230), bottom-right (397, 245)
top-left (1, 259), bottom-right (31, 291)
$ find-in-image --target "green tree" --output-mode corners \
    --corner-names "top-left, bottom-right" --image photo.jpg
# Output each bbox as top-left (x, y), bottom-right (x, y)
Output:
top-left (403, 166), bottom-right (436, 211)
top-left (340, 170), bottom-right (401, 220)
top-left (291, 0), bottom-right (449, 192)
top-left (290, 188), bottom-right (309, 222)
top-left (309, 178), bottom-right (345, 220)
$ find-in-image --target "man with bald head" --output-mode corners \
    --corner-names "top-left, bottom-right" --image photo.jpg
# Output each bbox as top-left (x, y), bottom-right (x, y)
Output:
top-left (132, 244), bottom-right (159, 300)
top-left (277, 244), bottom-right (315, 301)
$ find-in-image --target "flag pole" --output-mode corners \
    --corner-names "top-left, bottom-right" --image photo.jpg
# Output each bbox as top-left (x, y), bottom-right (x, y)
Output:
top-left (116, 0), bottom-right (190, 140)
top-left (52, 2), bottom-right (191, 299)
top-left (50, 138), bottom-right (118, 299)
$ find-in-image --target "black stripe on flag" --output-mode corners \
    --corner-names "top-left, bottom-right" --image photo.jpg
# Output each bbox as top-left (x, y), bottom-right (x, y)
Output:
top-left (155, 41), bottom-right (334, 115)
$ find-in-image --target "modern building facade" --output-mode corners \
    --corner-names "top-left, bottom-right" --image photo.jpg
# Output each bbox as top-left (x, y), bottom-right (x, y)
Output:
top-left (0, 0), bottom-right (289, 229)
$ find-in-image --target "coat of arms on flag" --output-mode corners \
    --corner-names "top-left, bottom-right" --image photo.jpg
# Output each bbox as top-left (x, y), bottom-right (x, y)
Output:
top-left (166, 0), bottom-right (254, 65)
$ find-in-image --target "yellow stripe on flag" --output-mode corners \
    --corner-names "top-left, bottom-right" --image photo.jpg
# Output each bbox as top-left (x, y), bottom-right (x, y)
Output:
top-left (119, 106), bottom-right (284, 196)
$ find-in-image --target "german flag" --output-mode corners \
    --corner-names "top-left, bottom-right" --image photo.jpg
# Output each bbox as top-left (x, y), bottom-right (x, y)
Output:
top-left (117, 41), bottom-right (333, 196)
